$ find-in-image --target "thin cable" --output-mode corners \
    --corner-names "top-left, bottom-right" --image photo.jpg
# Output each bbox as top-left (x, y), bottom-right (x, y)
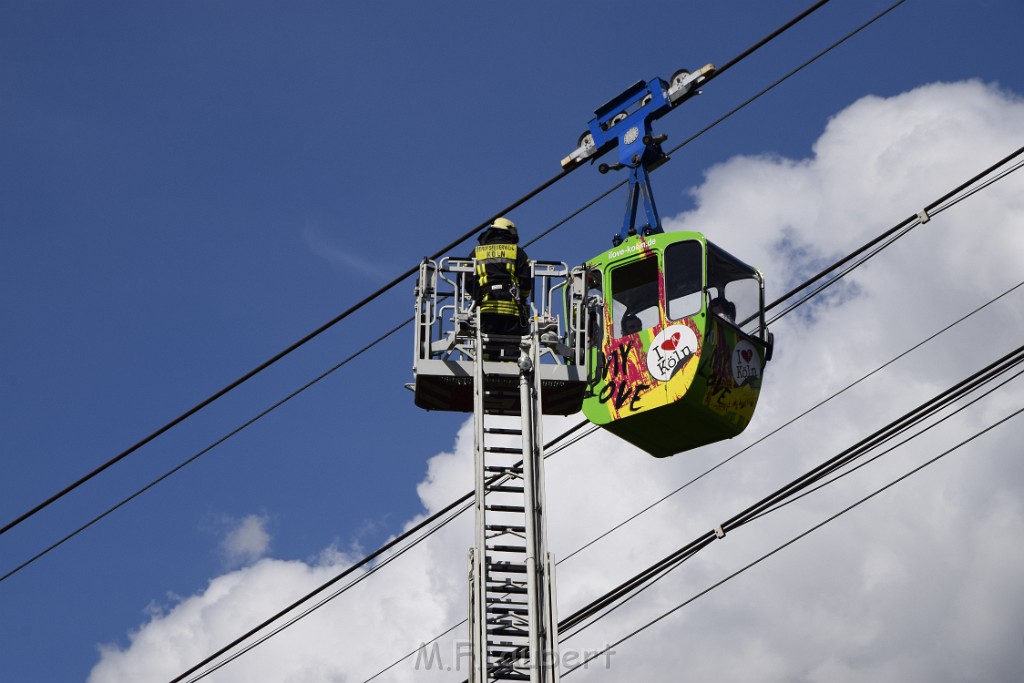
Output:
top-left (559, 355), bottom-right (1024, 639)
top-left (166, 154), bottom-right (1023, 681)
top-left (371, 280), bottom-right (1023, 677)
top-left (191, 159), bottom-right (1022, 680)
top-left (165, 422), bottom-right (587, 683)
top-left (4, 0), bottom-right (841, 537)
top-left (766, 156), bottom-right (1024, 325)
top-left (561, 404), bottom-right (1024, 676)
top-left (0, 183), bottom-right (575, 539)
top-left (553, 344), bottom-right (1024, 642)
top-left (667, 0), bottom-right (908, 159)
top-left (765, 144), bottom-right (1024, 316)
top-left (525, 0), bottom-right (907, 254)
top-left (721, 345), bottom-right (1024, 532)
top-left (0, 318), bottom-right (412, 583)
top-left (559, 278), bottom-right (1024, 565)
top-left (745, 366), bottom-right (1024, 523)
top-left (182, 501), bottom-right (470, 683)
top-left (710, 0), bottom-right (836, 78)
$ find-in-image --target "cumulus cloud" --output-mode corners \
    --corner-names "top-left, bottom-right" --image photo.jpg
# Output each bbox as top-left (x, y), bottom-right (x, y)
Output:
top-left (220, 514), bottom-right (272, 567)
top-left (90, 80), bottom-right (1024, 682)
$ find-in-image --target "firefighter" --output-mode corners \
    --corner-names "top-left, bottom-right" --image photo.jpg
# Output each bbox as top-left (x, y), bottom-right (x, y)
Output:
top-left (468, 217), bottom-right (532, 360)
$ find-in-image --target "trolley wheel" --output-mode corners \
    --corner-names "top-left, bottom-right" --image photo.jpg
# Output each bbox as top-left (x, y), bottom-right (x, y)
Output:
top-left (670, 69), bottom-right (691, 91)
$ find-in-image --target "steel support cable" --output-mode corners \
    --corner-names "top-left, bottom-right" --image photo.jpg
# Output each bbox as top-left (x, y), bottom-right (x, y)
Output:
top-left (2, 0), bottom-right (839, 537)
top-left (361, 140), bottom-right (1024, 683)
top-left (29, 97), bottom-right (1003, 583)
top-left (371, 289), bottom-right (1023, 681)
top-left (562, 404), bottom-right (1024, 676)
top-left (181, 420), bottom-right (600, 683)
top-left (764, 144), bottom-right (1024, 320)
top-left (165, 420), bottom-right (591, 683)
top-left (460, 349), bottom-right (1024, 681)
top-left (350, 258), bottom-right (1024, 678)
top-left (765, 155), bottom-right (1024, 326)
top-left (558, 278), bottom-right (1024, 567)
top-left (556, 344), bottom-right (1024, 641)
top-left (181, 500), bottom-right (471, 683)
top-left (173, 149), bottom-right (1021, 680)
top-left (720, 344), bottom-right (1024, 534)
top-left (0, 319), bottom-right (410, 584)
top-left (745, 365), bottom-right (1024, 524)
top-left (0, 172), bottom-right (573, 538)
top-left (523, 0), bottom-right (906, 252)
top-left (549, 343), bottom-right (1024, 641)
top-left (709, 0), bottom-right (835, 79)
top-left (667, 0), bottom-right (907, 160)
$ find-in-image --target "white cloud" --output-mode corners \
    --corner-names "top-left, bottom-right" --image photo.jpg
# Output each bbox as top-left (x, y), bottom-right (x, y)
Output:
top-left (220, 514), bottom-right (272, 567)
top-left (90, 80), bottom-right (1024, 682)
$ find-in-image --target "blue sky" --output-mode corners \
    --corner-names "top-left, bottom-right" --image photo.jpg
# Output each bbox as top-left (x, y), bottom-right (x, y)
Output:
top-left (2, 2), bottom-right (1024, 681)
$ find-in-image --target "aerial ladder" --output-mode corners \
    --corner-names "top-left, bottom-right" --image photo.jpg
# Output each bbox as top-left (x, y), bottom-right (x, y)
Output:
top-left (412, 257), bottom-right (586, 682)
top-left (467, 318), bottom-right (560, 682)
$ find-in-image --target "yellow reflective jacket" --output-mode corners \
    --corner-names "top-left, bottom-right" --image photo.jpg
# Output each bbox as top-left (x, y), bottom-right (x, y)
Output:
top-left (470, 231), bottom-right (532, 317)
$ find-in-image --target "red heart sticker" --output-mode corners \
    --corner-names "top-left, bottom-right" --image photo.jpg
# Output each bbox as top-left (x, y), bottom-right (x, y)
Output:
top-left (741, 349), bottom-right (753, 363)
top-left (661, 332), bottom-right (681, 351)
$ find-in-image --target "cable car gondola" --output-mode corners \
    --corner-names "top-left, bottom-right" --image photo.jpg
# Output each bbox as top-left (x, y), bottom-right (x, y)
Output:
top-left (579, 231), bottom-right (773, 457)
top-left (563, 65), bottom-right (774, 457)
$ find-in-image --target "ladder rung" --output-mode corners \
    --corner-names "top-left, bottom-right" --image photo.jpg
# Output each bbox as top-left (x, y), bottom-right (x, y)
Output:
top-left (485, 466), bottom-right (522, 475)
top-left (486, 524), bottom-right (526, 533)
top-left (487, 544), bottom-right (527, 553)
top-left (489, 606), bottom-right (529, 615)
top-left (487, 600), bottom-right (528, 608)
top-left (487, 584), bottom-right (528, 594)
top-left (487, 602), bottom-right (528, 614)
top-left (486, 643), bottom-right (529, 652)
top-left (486, 484), bottom-right (525, 494)
top-left (485, 446), bottom-right (523, 454)
top-left (490, 672), bottom-right (530, 681)
top-left (488, 626), bottom-right (529, 637)
top-left (486, 504), bottom-right (526, 513)
top-left (485, 427), bottom-right (522, 435)
top-left (488, 562), bottom-right (527, 574)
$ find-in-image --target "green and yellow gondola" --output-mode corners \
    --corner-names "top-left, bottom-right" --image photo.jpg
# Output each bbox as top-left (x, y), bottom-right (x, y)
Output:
top-left (581, 230), bottom-right (774, 457)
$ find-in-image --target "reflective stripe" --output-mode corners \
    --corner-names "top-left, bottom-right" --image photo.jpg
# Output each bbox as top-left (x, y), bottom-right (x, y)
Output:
top-left (475, 244), bottom-right (518, 261)
top-left (480, 300), bottom-right (522, 316)
top-left (473, 243), bottom-right (525, 317)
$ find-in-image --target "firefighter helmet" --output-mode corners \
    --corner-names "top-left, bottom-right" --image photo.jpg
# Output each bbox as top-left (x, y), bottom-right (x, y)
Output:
top-left (489, 216), bottom-right (518, 239)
